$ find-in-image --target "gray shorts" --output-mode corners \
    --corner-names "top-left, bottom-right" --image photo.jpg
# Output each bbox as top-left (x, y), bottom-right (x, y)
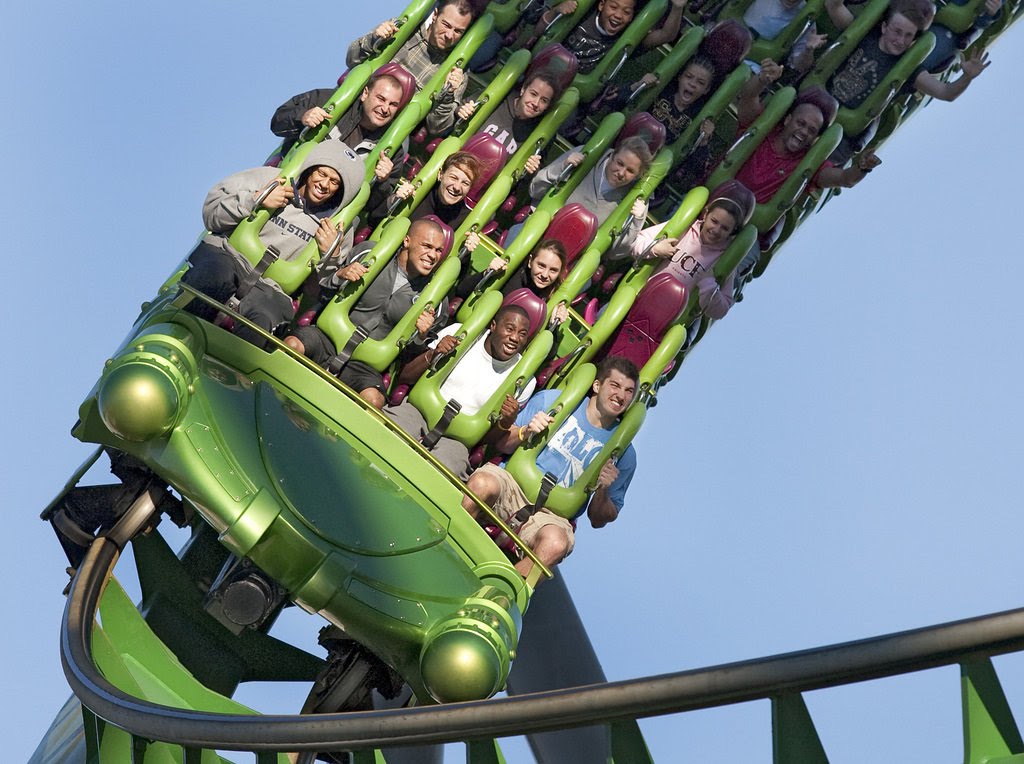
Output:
top-left (383, 401), bottom-right (472, 480)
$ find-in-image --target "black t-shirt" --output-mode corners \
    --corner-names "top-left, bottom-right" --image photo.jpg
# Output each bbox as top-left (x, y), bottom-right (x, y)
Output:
top-left (828, 32), bottom-right (904, 109)
top-left (649, 92), bottom-right (706, 144)
top-left (564, 14), bottom-right (618, 74)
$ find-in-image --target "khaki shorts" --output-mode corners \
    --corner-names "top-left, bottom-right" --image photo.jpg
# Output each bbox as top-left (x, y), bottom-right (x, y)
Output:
top-left (474, 463), bottom-right (575, 557)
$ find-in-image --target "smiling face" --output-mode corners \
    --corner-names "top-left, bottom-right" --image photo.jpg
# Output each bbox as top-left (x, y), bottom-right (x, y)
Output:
top-left (428, 4), bottom-right (473, 51)
top-left (777, 103), bottom-right (825, 155)
top-left (527, 246), bottom-right (564, 291)
top-left (597, 0), bottom-right (636, 36)
top-left (484, 309), bottom-right (531, 362)
top-left (514, 77), bottom-right (555, 120)
top-left (359, 78), bottom-right (403, 129)
top-left (604, 148), bottom-right (644, 189)
top-left (699, 205), bottom-right (738, 247)
top-left (879, 12), bottom-right (919, 55)
top-left (399, 222), bottom-right (447, 277)
top-left (299, 166), bottom-right (342, 206)
top-left (675, 62), bottom-right (713, 107)
top-left (591, 368), bottom-right (637, 423)
top-left (436, 163), bottom-right (474, 205)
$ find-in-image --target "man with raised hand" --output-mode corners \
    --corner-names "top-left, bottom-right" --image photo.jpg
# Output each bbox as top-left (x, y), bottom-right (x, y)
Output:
top-left (462, 356), bottom-right (640, 579)
top-left (347, 0), bottom-right (479, 135)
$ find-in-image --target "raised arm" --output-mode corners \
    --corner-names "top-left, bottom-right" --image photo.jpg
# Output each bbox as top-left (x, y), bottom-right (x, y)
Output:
top-left (201, 170), bottom-right (290, 233)
top-left (529, 147), bottom-right (584, 201)
top-left (824, 0), bottom-right (855, 31)
top-left (396, 331), bottom-right (461, 385)
top-left (270, 88), bottom-right (337, 141)
top-left (425, 67), bottom-right (469, 136)
top-left (912, 49), bottom-right (990, 102)
top-left (642, 0), bottom-right (687, 49)
top-left (735, 59), bottom-right (783, 127)
top-left (815, 150), bottom-right (881, 189)
top-left (346, 18), bottom-right (400, 67)
top-left (587, 447), bottom-right (636, 528)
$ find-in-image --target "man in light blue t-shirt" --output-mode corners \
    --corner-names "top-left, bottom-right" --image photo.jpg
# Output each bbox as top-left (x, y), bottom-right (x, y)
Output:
top-left (462, 356), bottom-right (639, 579)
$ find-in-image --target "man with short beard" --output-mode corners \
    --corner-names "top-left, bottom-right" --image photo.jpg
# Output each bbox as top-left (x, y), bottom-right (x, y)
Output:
top-left (270, 68), bottom-right (412, 209)
top-left (731, 67), bottom-right (880, 206)
top-left (462, 356), bottom-right (640, 579)
top-left (347, 0), bottom-right (479, 135)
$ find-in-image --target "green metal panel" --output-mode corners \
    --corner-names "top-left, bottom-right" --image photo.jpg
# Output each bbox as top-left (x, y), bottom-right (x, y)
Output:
top-left (772, 693), bottom-right (830, 764)
top-left (962, 658), bottom-right (1024, 764)
top-left (466, 738), bottom-right (508, 763)
top-left (611, 720), bottom-right (654, 764)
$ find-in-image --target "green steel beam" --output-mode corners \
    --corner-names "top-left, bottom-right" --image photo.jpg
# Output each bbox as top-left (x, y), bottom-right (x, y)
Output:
top-left (772, 693), bottom-right (829, 764)
top-left (466, 738), bottom-right (507, 763)
top-left (611, 720), bottom-right (654, 764)
top-left (962, 658), bottom-right (1024, 764)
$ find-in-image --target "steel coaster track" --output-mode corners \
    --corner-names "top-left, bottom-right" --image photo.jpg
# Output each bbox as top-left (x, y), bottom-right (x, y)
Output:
top-left (62, 491), bottom-right (1024, 755)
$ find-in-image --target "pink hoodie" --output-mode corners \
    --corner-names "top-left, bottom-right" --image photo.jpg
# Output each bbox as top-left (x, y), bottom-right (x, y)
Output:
top-left (630, 220), bottom-right (736, 320)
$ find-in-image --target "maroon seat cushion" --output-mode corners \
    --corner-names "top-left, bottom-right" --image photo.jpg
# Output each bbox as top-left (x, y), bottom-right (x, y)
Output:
top-left (604, 272), bottom-right (688, 369)
top-left (418, 215), bottom-right (455, 258)
top-left (541, 203), bottom-right (599, 267)
top-left (502, 288), bottom-right (548, 338)
top-left (336, 62), bottom-right (417, 110)
top-left (459, 133), bottom-right (510, 208)
top-left (616, 112), bottom-right (667, 155)
top-left (706, 179), bottom-right (756, 227)
top-left (795, 86), bottom-right (840, 129)
top-left (525, 43), bottom-right (579, 93)
top-left (700, 19), bottom-right (753, 82)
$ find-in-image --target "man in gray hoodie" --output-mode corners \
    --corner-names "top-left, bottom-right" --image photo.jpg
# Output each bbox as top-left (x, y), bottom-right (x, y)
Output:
top-left (182, 141), bottom-right (365, 343)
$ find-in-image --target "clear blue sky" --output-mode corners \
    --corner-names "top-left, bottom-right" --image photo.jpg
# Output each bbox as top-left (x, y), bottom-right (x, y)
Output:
top-left (3, 2), bottom-right (1023, 762)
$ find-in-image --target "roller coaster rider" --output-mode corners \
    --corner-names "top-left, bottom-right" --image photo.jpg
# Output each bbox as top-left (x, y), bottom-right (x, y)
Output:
top-left (284, 217), bottom-right (450, 408)
top-left (181, 141), bottom-right (364, 345)
top-left (270, 67), bottom-right (413, 208)
top-left (462, 356), bottom-right (640, 579)
top-left (347, 0), bottom-right (479, 136)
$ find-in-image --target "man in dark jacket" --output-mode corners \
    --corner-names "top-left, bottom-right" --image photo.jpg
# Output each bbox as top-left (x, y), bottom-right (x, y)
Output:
top-left (284, 217), bottom-right (450, 407)
top-left (270, 68), bottom-right (411, 207)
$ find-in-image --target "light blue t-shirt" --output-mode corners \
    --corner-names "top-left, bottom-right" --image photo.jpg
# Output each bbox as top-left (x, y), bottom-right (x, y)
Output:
top-left (514, 389), bottom-right (637, 517)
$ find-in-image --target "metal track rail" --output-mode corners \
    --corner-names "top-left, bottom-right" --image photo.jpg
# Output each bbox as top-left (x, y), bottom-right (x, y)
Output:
top-left (62, 526), bottom-right (1024, 753)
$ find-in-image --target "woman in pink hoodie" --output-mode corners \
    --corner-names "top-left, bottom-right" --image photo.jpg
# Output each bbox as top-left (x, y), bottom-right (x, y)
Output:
top-left (628, 189), bottom-right (753, 320)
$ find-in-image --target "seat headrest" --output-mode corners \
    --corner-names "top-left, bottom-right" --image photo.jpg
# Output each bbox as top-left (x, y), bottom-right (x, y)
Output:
top-left (501, 288), bottom-right (548, 338)
top-left (525, 43), bottom-right (579, 93)
top-left (706, 180), bottom-right (756, 226)
top-left (417, 214), bottom-right (455, 258)
top-left (794, 86), bottom-right (839, 128)
top-left (616, 111), bottom-right (667, 155)
top-left (700, 19), bottom-right (753, 78)
top-left (459, 133), bottom-right (510, 207)
top-left (373, 62), bottom-right (418, 111)
top-left (543, 203), bottom-right (599, 265)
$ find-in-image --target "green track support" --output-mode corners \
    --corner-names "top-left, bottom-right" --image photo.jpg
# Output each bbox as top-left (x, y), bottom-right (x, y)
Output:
top-left (962, 658), bottom-right (1024, 764)
top-left (466, 738), bottom-right (507, 763)
top-left (352, 750), bottom-right (389, 764)
top-left (611, 720), bottom-right (654, 764)
top-left (772, 693), bottom-right (830, 764)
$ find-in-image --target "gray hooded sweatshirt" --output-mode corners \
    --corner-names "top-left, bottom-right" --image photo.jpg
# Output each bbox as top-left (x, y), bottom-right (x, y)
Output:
top-left (529, 146), bottom-right (644, 257)
top-left (201, 141), bottom-right (366, 291)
